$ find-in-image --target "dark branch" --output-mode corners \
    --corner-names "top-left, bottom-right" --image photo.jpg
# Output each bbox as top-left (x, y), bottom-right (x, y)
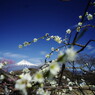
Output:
top-left (77, 40), bottom-right (95, 53)
top-left (58, 64), bottom-right (65, 86)
top-left (72, 0), bottom-right (92, 45)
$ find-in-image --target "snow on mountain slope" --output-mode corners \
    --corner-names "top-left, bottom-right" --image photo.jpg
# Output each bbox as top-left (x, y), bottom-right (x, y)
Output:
top-left (3, 60), bottom-right (39, 72)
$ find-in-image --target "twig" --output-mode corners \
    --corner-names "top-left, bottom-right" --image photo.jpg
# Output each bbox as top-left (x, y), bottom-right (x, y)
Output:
top-left (72, 0), bottom-right (92, 45)
top-left (77, 40), bottom-right (95, 53)
top-left (58, 64), bottom-right (65, 86)
top-left (0, 69), bottom-right (16, 82)
top-left (44, 85), bottom-right (95, 91)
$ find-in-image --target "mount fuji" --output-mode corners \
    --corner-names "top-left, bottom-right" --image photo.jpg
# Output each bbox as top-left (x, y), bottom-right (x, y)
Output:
top-left (4, 60), bottom-right (39, 72)
top-left (16, 60), bottom-right (38, 66)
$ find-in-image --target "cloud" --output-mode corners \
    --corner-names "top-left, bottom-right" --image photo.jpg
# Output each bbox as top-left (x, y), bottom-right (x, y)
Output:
top-left (0, 52), bottom-right (45, 65)
top-left (86, 45), bottom-right (94, 50)
top-left (2, 52), bottom-right (28, 59)
top-left (40, 51), bottom-right (47, 55)
top-left (86, 45), bottom-right (95, 54)
top-left (0, 57), bottom-right (3, 59)
top-left (28, 57), bottom-right (44, 65)
top-left (90, 49), bottom-right (95, 54)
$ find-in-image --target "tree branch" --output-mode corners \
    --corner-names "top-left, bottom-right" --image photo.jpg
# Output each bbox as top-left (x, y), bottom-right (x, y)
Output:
top-left (58, 64), bottom-right (65, 86)
top-left (72, 0), bottom-right (92, 45)
top-left (77, 40), bottom-right (95, 53)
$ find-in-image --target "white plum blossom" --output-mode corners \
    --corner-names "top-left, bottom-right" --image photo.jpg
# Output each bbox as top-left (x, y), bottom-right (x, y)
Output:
top-left (67, 78), bottom-right (70, 82)
top-left (79, 15), bottom-right (82, 19)
top-left (49, 62), bottom-right (60, 75)
top-left (76, 27), bottom-right (81, 32)
top-left (37, 88), bottom-right (51, 95)
top-left (58, 50), bottom-right (64, 57)
top-left (69, 86), bottom-right (73, 91)
top-left (0, 75), bottom-right (5, 80)
top-left (44, 90), bottom-right (51, 95)
top-left (33, 71), bottom-right (44, 83)
top-left (37, 88), bottom-right (44, 95)
top-left (50, 80), bottom-right (58, 87)
top-left (15, 79), bottom-right (28, 95)
top-left (15, 79), bottom-right (26, 90)
top-left (85, 63), bottom-right (89, 66)
top-left (78, 22), bottom-right (82, 26)
top-left (0, 63), bottom-right (4, 69)
top-left (9, 71), bottom-right (14, 74)
top-left (66, 29), bottom-right (71, 34)
top-left (19, 73), bottom-right (24, 78)
top-left (85, 12), bottom-right (88, 16)
top-left (23, 41), bottom-right (29, 46)
top-left (51, 47), bottom-right (55, 51)
top-left (63, 76), bottom-right (66, 79)
top-left (81, 79), bottom-right (85, 82)
top-left (54, 36), bottom-right (62, 44)
top-left (45, 54), bottom-right (50, 58)
top-left (33, 38), bottom-right (38, 42)
top-left (79, 81), bottom-right (86, 87)
top-left (19, 44), bottom-right (23, 48)
top-left (50, 35), bottom-right (54, 39)
top-left (87, 14), bottom-right (93, 20)
top-left (15, 73), bottom-right (32, 90)
top-left (51, 59), bottom-right (57, 63)
top-left (68, 82), bottom-right (73, 85)
top-left (45, 33), bottom-right (49, 36)
top-left (65, 48), bottom-right (76, 61)
top-left (46, 38), bottom-right (50, 41)
top-left (3, 61), bottom-right (8, 65)
top-left (41, 67), bottom-right (49, 73)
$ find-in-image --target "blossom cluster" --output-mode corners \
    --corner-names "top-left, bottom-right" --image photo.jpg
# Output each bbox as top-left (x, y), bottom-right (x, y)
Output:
top-left (19, 38), bottom-right (38, 48)
top-left (46, 35), bottom-right (63, 44)
top-left (37, 88), bottom-right (51, 95)
top-left (15, 73), bottom-right (32, 95)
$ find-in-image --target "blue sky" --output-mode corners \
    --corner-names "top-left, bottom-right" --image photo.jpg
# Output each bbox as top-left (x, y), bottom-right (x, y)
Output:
top-left (0, 0), bottom-right (95, 64)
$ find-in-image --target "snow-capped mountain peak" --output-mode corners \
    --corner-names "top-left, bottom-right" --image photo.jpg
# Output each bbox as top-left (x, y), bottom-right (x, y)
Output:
top-left (16, 60), bottom-right (38, 66)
